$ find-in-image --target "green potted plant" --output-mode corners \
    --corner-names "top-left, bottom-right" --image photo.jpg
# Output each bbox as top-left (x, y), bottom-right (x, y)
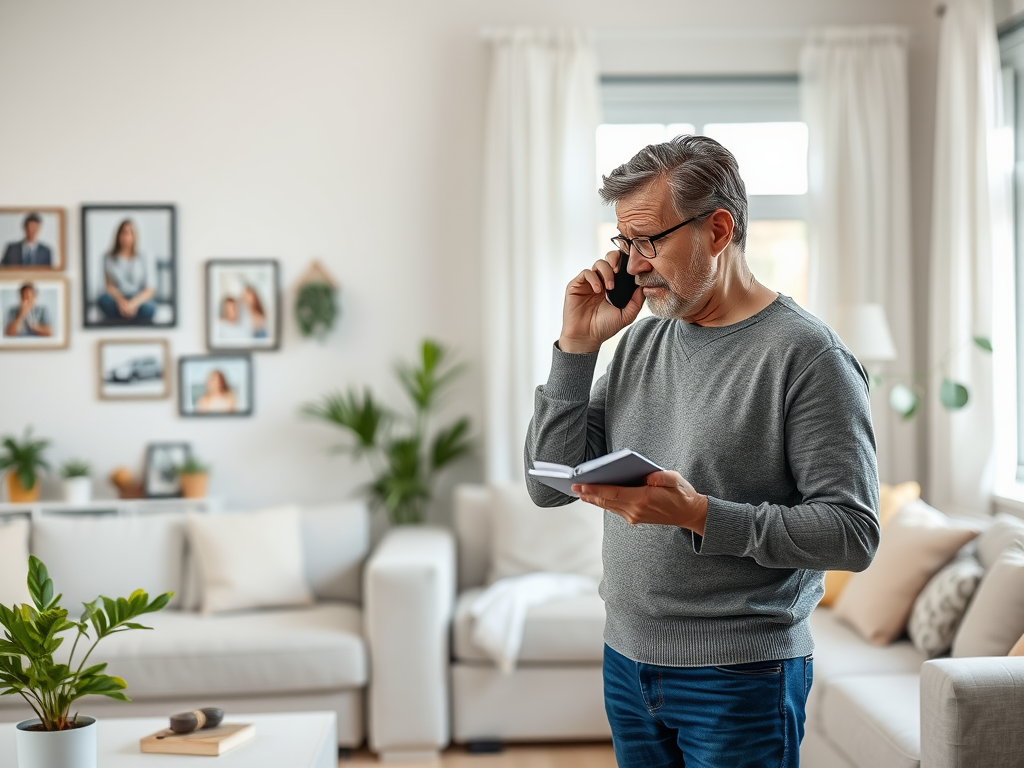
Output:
top-left (0, 556), bottom-right (172, 768)
top-left (60, 460), bottom-right (92, 505)
top-left (174, 455), bottom-right (210, 499)
top-left (303, 339), bottom-right (473, 525)
top-left (0, 428), bottom-right (50, 503)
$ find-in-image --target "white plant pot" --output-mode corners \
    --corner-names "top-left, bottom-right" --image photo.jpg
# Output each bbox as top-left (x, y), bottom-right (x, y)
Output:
top-left (16, 717), bottom-right (97, 768)
top-left (62, 477), bottom-right (92, 505)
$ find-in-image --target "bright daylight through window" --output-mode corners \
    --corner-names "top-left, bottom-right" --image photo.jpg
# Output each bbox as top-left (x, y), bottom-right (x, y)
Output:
top-left (595, 77), bottom-right (809, 372)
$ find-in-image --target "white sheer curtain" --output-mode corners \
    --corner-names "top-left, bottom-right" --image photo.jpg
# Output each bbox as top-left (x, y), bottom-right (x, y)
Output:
top-left (480, 29), bottom-right (600, 484)
top-left (928, 0), bottom-right (1012, 514)
top-left (800, 27), bottom-right (917, 485)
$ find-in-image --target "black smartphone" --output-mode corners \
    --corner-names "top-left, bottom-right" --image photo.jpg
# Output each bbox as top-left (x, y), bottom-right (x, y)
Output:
top-left (605, 253), bottom-right (637, 309)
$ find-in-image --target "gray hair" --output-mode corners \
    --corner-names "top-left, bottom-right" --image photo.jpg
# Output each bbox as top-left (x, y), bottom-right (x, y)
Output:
top-left (599, 134), bottom-right (748, 251)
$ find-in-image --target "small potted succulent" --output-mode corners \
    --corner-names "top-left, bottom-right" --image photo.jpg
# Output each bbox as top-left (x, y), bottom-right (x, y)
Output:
top-left (174, 455), bottom-right (210, 499)
top-left (0, 428), bottom-right (50, 503)
top-left (60, 460), bottom-right (92, 505)
top-left (0, 556), bottom-right (171, 768)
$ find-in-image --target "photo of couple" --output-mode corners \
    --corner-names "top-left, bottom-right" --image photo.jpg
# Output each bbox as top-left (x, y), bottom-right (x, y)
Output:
top-left (207, 260), bottom-right (280, 351)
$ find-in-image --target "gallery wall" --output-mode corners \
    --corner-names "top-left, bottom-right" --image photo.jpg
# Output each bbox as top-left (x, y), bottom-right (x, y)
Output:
top-left (0, 0), bottom-right (944, 518)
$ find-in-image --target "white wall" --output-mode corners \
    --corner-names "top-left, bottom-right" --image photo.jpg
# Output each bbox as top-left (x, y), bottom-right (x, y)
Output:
top-left (0, 0), bottom-right (940, 517)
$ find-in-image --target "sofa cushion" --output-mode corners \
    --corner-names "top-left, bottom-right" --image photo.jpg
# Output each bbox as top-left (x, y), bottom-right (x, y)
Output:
top-left (31, 512), bottom-right (186, 610)
top-left (488, 484), bottom-right (604, 584)
top-left (822, 673), bottom-right (920, 768)
top-left (453, 587), bottom-right (605, 664)
top-left (907, 554), bottom-right (984, 657)
top-left (953, 543), bottom-right (1024, 657)
top-left (82, 602), bottom-right (366, 699)
top-left (807, 608), bottom-right (926, 730)
top-left (186, 506), bottom-right (315, 614)
top-left (833, 501), bottom-right (979, 645)
top-left (300, 502), bottom-right (369, 603)
top-left (975, 513), bottom-right (1024, 570)
top-left (0, 516), bottom-right (30, 607)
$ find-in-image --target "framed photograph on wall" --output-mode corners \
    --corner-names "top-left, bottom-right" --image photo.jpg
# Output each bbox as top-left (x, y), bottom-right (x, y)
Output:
top-left (206, 259), bottom-right (281, 351)
top-left (144, 442), bottom-right (191, 498)
top-left (179, 354), bottom-right (253, 417)
top-left (98, 339), bottom-right (170, 400)
top-left (0, 275), bottom-right (69, 350)
top-left (82, 204), bottom-right (176, 328)
top-left (0, 208), bottom-right (65, 270)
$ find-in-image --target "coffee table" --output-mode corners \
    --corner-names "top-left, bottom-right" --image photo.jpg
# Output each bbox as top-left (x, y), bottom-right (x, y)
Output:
top-left (0, 711), bottom-right (337, 768)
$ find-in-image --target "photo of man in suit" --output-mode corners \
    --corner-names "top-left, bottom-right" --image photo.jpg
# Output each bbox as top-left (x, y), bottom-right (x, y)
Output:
top-left (1, 213), bottom-right (53, 267)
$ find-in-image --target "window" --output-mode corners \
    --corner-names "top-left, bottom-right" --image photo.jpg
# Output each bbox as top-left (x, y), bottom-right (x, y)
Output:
top-left (594, 77), bottom-right (809, 374)
top-left (999, 24), bottom-right (1024, 478)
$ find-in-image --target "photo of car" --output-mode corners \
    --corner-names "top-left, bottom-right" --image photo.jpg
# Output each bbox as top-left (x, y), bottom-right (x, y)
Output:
top-left (98, 340), bottom-right (170, 400)
top-left (107, 355), bottom-right (162, 383)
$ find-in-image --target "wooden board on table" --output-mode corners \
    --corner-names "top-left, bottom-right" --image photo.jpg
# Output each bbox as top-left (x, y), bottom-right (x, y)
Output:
top-left (140, 722), bottom-right (255, 756)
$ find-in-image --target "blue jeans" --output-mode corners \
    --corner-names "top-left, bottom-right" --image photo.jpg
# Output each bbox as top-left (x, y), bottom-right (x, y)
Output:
top-left (98, 293), bottom-right (155, 323)
top-left (603, 644), bottom-right (812, 768)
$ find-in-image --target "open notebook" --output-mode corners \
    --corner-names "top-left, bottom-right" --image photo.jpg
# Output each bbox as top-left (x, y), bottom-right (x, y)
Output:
top-left (528, 448), bottom-right (663, 497)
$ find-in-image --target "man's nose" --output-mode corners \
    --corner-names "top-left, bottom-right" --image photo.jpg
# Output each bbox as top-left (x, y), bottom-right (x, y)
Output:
top-left (625, 247), bottom-right (652, 276)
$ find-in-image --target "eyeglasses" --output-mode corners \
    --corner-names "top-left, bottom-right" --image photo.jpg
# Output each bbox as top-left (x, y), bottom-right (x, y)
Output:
top-left (610, 213), bottom-right (709, 259)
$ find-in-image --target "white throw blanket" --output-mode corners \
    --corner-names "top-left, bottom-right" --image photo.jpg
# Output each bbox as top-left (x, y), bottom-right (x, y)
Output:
top-left (469, 572), bottom-right (599, 674)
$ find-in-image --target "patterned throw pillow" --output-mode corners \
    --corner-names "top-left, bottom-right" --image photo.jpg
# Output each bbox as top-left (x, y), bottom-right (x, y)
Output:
top-left (908, 555), bottom-right (984, 657)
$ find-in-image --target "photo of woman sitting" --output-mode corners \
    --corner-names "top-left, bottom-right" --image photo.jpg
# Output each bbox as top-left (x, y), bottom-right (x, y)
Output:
top-left (98, 220), bottom-right (156, 323)
top-left (196, 369), bottom-right (237, 413)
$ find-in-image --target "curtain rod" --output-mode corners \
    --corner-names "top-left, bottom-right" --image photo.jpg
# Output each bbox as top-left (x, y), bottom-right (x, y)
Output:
top-left (479, 26), bottom-right (913, 43)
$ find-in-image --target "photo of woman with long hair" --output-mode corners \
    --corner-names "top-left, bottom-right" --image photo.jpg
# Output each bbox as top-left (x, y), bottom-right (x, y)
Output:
top-left (98, 219), bottom-right (156, 323)
top-left (196, 369), bottom-right (237, 413)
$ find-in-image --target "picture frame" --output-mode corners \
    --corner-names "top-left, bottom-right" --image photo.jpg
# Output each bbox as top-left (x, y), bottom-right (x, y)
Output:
top-left (144, 442), bottom-right (191, 498)
top-left (0, 274), bottom-right (69, 350)
top-left (206, 259), bottom-right (281, 351)
top-left (179, 354), bottom-right (253, 417)
top-left (97, 339), bottom-right (171, 400)
top-left (81, 204), bottom-right (177, 328)
top-left (0, 208), bottom-right (65, 270)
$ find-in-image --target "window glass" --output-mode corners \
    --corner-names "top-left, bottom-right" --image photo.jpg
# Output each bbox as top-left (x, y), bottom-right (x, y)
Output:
top-left (702, 122), bottom-right (809, 195)
top-left (745, 220), bottom-right (808, 306)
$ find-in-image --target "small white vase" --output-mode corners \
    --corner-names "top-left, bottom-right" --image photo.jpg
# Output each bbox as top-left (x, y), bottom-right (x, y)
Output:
top-left (16, 717), bottom-right (97, 768)
top-left (62, 477), bottom-right (92, 505)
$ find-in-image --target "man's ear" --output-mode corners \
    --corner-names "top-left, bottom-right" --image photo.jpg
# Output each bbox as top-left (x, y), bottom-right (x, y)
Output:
top-left (706, 209), bottom-right (735, 256)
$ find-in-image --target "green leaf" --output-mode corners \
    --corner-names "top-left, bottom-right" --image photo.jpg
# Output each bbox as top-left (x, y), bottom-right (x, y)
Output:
top-left (940, 378), bottom-right (970, 410)
top-left (301, 389), bottom-right (387, 454)
top-left (430, 418), bottom-right (473, 470)
top-left (26, 557), bottom-right (57, 612)
top-left (973, 335), bottom-right (993, 353)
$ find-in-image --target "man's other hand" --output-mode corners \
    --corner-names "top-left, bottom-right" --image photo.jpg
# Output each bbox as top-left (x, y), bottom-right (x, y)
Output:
top-left (573, 470), bottom-right (708, 536)
top-left (558, 250), bottom-right (645, 354)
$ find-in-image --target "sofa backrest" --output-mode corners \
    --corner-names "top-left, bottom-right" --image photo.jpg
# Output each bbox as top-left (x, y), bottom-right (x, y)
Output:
top-left (454, 484), bottom-right (491, 592)
top-left (24, 500), bottom-right (371, 611)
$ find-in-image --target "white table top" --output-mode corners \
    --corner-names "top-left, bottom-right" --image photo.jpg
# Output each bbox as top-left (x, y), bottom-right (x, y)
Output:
top-left (0, 712), bottom-right (337, 768)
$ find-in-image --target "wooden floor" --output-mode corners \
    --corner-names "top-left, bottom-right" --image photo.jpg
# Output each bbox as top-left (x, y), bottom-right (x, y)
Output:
top-left (342, 743), bottom-right (616, 767)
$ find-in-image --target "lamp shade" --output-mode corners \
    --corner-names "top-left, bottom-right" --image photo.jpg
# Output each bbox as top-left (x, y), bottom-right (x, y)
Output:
top-left (836, 303), bottom-right (897, 362)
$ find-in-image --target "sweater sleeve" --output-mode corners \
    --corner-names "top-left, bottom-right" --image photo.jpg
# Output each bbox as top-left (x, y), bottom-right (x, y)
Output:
top-left (523, 343), bottom-right (609, 507)
top-left (695, 346), bottom-right (881, 572)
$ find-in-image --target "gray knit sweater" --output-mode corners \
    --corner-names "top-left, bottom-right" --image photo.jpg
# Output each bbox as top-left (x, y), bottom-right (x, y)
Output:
top-left (524, 295), bottom-right (880, 667)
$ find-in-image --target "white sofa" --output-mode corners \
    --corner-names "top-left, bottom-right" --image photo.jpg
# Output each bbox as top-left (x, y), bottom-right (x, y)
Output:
top-left (0, 502), bottom-right (371, 748)
top-left (366, 483), bottom-right (1024, 766)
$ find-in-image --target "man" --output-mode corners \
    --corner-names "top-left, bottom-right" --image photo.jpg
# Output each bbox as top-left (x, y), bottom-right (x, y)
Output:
top-left (524, 135), bottom-right (879, 767)
top-left (4, 283), bottom-right (51, 337)
top-left (1, 213), bottom-right (53, 267)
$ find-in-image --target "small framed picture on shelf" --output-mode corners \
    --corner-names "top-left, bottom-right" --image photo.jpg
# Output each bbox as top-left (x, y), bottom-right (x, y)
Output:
top-left (0, 275), bottom-right (69, 350)
top-left (179, 354), bottom-right (253, 417)
top-left (97, 339), bottom-right (170, 400)
top-left (144, 442), bottom-right (191, 498)
top-left (82, 204), bottom-right (177, 328)
top-left (0, 208), bottom-right (65, 270)
top-left (206, 259), bottom-right (281, 351)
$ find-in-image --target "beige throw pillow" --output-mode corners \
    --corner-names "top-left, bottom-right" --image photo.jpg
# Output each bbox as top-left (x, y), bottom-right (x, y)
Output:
top-left (1010, 632), bottom-right (1024, 656)
top-left (186, 506), bottom-right (314, 614)
top-left (488, 483), bottom-right (603, 584)
top-left (952, 543), bottom-right (1024, 657)
top-left (975, 513), bottom-right (1024, 570)
top-left (0, 517), bottom-right (31, 607)
top-left (833, 500), bottom-right (979, 645)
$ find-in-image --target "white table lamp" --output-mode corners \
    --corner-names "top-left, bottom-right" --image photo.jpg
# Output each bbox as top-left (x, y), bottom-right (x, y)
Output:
top-left (837, 303), bottom-right (897, 363)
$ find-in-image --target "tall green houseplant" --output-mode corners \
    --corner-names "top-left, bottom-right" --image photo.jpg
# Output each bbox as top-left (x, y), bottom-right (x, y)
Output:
top-left (303, 339), bottom-right (473, 525)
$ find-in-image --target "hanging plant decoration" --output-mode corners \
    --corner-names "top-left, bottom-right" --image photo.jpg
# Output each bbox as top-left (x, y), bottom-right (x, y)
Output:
top-left (294, 260), bottom-right (339, 341)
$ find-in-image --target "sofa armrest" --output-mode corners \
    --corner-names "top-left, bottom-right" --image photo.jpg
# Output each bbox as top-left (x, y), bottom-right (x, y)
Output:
top-left (364, 525), bottom-right (456, 759)
top-left (920, 656), bottom-right (1024, 768)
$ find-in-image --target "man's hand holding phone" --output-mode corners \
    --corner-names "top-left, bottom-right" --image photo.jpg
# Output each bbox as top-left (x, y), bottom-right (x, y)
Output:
top-left (558, 250), bottom-right (645, 354)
